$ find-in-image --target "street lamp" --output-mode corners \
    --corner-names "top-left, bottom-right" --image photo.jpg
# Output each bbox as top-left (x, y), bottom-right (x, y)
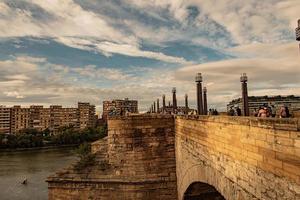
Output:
top-left (172, 87), bottom-right (177, 113)
top-left (296, 19), bottom-right (300, 41)
top-left (296, 19), bottom-right (300, 51)
top-left (162, 94), bottom-right (166, 113)
top-left (195, 73), bottom-right (203, 115)
top-left (203, 87), bottom-right (208, 115)
top-left (185, 94), bottom-right (188, 115)
top-left (240, 73), bottom-right (249, 116)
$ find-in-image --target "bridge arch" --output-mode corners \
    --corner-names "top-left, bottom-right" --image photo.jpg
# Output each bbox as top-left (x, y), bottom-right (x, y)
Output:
top-left (183, 181), bottom-right (225, 200)
top-left (178, 163), bottom-right (230, 200)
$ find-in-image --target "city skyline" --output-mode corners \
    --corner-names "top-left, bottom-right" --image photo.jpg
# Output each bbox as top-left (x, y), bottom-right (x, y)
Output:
top-left (0, 0), bottom-right (299, 112)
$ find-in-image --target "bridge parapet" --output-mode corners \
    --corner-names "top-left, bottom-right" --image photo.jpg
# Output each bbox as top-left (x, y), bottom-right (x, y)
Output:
top-left (175, 116), bottom-right (300, 200)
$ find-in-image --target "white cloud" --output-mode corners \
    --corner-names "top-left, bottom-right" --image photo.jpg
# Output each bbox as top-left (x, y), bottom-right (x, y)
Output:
top-left (71, 65), bottom-right (131, 81)
top-left (276, 0), bottom-right (300, 29)
top-left (95, 41), bottom-right (193, 65)
top-left (5, 74), bottom-right (31, 81)
top-left (56, 37), bottom-right (191, 64)
top-left (0, 0), bottom-right (190, 64)
top-left (127, 0), bottom-right (297, 44)
top-left (4, 91), bottom-right (25, 99)
top-left (16, 56), bottom-right (47, 63)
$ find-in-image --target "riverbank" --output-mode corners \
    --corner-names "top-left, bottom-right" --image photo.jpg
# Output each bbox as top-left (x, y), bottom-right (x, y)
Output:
top-left (0, 144), bottom-right (79, 152)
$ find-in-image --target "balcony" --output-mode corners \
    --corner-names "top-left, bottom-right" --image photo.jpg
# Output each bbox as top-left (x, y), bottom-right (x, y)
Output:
top-left (296, 27), bottom-right (300, 41)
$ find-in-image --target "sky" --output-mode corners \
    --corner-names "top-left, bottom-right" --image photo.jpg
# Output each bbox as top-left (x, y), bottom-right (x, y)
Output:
top-left (0, 0), bottom-right (299, 114)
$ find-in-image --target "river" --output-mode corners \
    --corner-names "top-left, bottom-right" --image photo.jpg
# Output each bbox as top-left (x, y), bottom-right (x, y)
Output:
top-left (0, 148), bottom-right (77, 200)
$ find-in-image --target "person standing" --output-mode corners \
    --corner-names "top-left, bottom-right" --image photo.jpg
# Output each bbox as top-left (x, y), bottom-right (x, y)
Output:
top-left (279, 106), bottom-right (290, 118)
top-left (258, 107), bottom-right (267, 117)
top-left (236, 107), bottom-right (242, 116)
top-left (271, 105), bottom-right (276, 117)
top-left (228, 107), bottom-right (235, 116)
top-left (252, 108), bottom-right (258, 117)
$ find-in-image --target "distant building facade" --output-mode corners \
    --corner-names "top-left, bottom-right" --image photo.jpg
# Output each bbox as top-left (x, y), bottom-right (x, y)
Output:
top-left (102, 98), bottom-right (138, 120)
top-left (227, 95), bottom-right (300, 116)
top-left (0, 106), bottom-right (11, 134)
top-left (0, 102), bottom-right (96, 135)
top-left (10, 106), bottom-right (30, 134)
top-left (78, 102), bottom-right (96, 129)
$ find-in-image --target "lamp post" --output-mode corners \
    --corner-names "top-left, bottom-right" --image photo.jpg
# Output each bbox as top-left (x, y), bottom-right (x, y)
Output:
top-left (195, 73), bottom-right (203, 115)
top-left (162, 94), bottom-right (166, 113)
top-left (185, 94), bottom-right (188, 115)
top-left (203, 87), bottom-right (208, 115)
top-left (296, 19), bottom-right (300, 50)
top-left (172, 87), bottom-right (177, 114)
top-left (240, 73), bottom-right (249, 116)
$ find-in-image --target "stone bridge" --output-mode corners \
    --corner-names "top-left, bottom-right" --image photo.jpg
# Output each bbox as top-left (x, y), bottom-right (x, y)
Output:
top-left (175, 116), bottom-right (300, 200)
top-left (48, 115), bottom-right (300, 200)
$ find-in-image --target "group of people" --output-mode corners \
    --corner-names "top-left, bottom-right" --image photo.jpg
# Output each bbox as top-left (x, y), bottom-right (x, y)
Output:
top-left (208, 109), bottom-right (219, 115)
top-left (227, 107), bottom-right (241, 116)
top-left (254, 105), bottom-right (290, 118)
top-left (228, 105), bottom-right (290, 118)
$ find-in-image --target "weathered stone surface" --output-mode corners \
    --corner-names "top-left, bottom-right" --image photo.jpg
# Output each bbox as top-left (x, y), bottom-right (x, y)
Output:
top-left (47, 114), bottom-right (177, 200)
top-left (47, 115), bottom-right (300, 200)
top-left (176, 116), bottom-right (300, 200)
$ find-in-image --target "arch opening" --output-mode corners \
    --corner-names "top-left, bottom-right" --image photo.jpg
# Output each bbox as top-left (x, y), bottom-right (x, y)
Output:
top-left (183, 182), bottom-right (226, 200)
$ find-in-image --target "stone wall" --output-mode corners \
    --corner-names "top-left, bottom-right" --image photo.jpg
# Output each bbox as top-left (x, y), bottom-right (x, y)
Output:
top-left (107, 115), bottom-right (176, 178)
top-left (175, 116), bottom-right (300, 200)
top-left (48, 114), bottom-right (177, 200)
top-left (48, 114), bottom-right (300, 200)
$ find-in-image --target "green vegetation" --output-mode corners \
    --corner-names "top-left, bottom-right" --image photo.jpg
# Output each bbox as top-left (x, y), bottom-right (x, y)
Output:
top-left (74, 142), bottom-right (96, 170)
top-left (0, 125), bottom-right (107, 149)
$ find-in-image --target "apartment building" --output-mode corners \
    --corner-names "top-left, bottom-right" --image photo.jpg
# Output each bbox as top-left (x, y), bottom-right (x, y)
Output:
top-left (0, 106), bottom-right (11, 134)
top-left (10, 106), bottom-right (30, 134)
top-left (0, 102), bottom-right (96, 135)
top-left (78, 102), bottom-right (96, 129)
top-left (102, 98), bottom-right (138, 121)
top-left (29, 105), bottom-right (48, 132)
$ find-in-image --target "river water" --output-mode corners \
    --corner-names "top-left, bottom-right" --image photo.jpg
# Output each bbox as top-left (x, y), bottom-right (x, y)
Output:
top-left (0, 148), bottom-right (77, 200)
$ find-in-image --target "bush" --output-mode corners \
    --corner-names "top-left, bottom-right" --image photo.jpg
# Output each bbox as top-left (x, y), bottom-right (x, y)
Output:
top-left (74, 143), bottom-right (96, 170)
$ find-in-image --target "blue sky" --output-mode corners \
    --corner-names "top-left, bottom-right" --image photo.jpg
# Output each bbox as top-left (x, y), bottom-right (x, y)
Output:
top-left (0, 0), bottom-right (299, 113)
